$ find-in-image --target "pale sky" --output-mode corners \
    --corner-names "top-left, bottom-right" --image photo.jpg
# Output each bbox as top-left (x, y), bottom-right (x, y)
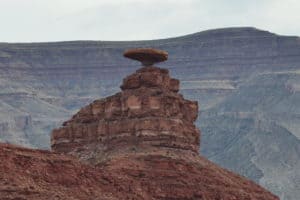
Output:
top-left (1, 0), bottom-right (300, 42)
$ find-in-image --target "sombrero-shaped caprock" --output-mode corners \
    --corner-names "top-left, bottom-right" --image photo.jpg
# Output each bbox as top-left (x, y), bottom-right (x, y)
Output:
top-left (123, 48), bottom-right (168, 66)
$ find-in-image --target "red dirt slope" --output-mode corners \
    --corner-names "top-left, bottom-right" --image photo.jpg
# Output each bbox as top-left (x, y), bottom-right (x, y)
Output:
top-left (0, 143), bottom-right (278, 200)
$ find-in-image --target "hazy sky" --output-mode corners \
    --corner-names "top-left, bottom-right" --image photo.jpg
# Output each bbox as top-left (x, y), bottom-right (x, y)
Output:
top-left (1, 0), bottom-right (300, 42)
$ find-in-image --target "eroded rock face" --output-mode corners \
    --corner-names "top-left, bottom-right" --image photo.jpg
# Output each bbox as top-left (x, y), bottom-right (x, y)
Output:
top-left (51, 66), bottom-right (199, 163)
top-left (49, 49), bottom-right (279, 199)
top-left (1, 28), bottom-right (298, 199)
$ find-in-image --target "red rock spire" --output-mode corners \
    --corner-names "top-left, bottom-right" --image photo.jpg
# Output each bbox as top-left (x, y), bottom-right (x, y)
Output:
top-left (51, 48), bottom-right (200, 163)
top-left (47, 49), bottom-right (279, 200)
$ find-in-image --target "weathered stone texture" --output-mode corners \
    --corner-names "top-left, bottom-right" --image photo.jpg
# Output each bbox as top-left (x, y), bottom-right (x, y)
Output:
top-left (51, 66), bottom-right (200, 159)
top-left (47, 49), bottom-right (279, 200)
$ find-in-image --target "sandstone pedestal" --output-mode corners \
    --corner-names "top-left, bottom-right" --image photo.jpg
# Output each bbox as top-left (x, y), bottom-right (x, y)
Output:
top-left (48, 48), bottom-right (279, 200)
top-left (51, 64), bottom-right (200, 163)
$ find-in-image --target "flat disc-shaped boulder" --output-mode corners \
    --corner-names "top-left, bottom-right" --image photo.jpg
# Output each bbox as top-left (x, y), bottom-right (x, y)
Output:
top-left (124, 48), bottom-right (168, 66)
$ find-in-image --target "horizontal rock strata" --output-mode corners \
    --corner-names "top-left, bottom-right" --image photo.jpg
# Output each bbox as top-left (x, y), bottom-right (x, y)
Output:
top-left (48, 48), bottom-right (279, 199)
top-left (51, 66), bottom-right (199, 163)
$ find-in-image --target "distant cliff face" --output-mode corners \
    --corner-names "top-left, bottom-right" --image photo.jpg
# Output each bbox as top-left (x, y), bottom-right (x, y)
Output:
top-left (0, 27), bottom-right (300, 200)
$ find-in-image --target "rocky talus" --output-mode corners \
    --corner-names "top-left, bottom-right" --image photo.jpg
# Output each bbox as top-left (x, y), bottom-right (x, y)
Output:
top-left (0, 142), bottom-right (278, 200)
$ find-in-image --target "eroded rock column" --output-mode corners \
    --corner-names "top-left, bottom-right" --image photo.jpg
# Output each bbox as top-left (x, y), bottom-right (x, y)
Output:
top-left (51, 48), bottom-right (200, 164)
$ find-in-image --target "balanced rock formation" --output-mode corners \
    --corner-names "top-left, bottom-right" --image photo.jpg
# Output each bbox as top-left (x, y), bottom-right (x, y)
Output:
top-left (51, 48), bottom-right (199, 164)
top-left (124, 48), bottom-right (168, 66)
top-left (48, 48), bottom-right (279, 200)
